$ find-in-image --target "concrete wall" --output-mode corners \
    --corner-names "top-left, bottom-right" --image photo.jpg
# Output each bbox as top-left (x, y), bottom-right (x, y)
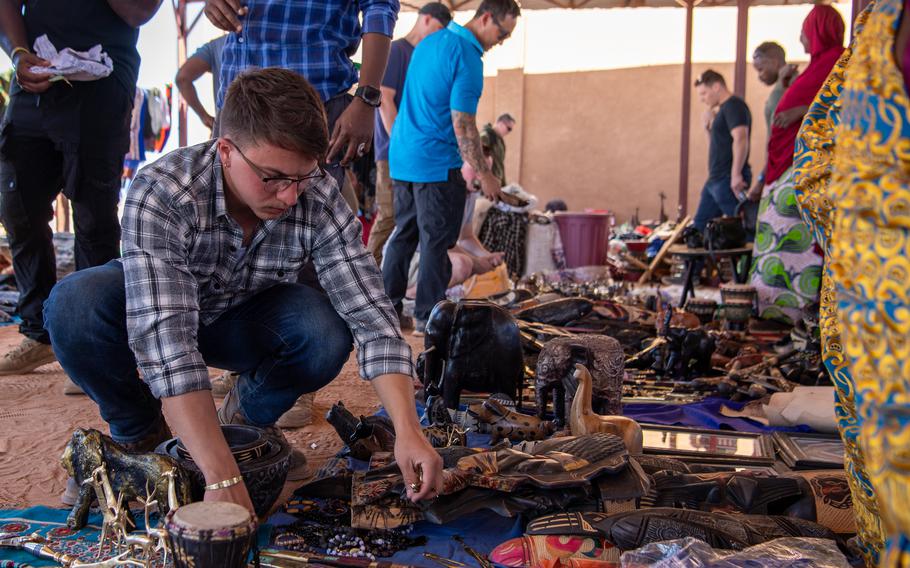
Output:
top-left (476, 62), bottom-right (802, 223)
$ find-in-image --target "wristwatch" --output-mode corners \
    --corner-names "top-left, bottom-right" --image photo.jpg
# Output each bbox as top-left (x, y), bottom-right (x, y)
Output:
top-left (354, 85), bottom-right (382, 108)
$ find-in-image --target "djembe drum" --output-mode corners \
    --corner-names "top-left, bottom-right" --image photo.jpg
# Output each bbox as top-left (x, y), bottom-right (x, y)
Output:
top-left (165, 501), bottom-right (256, 568)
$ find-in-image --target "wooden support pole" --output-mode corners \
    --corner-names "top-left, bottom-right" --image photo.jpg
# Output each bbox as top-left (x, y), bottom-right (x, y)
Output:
top-left (677, 0), bottom-right (694, 218)
top-left (733, 0), bottom-right (750, 98)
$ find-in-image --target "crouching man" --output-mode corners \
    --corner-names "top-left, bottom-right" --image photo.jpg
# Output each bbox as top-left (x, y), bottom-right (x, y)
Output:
top-left (44, 68), bottom-right (442, 513)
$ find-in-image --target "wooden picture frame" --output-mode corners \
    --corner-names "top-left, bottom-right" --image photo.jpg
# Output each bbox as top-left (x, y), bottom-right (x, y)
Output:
top-left (773, 432), bottom-right (844, 470)
top-left (640, 424), bottom-right (775, 464)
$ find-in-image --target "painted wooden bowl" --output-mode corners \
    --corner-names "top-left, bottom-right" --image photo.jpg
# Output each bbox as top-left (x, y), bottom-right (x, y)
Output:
top-left (157, 425), bottom-right (290, 517)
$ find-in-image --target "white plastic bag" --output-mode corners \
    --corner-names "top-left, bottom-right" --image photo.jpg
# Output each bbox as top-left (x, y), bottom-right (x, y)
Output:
top-left (30, 34), bottom-right (113, 81)
top-left (621, 537), bottom-right (851, 568)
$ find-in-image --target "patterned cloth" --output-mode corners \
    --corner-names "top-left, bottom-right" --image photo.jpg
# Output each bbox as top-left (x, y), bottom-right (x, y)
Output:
top-left (489, 535), bottom-right (618, 567)
top-left (478, 208), bottom-right (528, 277)
top-left (793, 1), bottom-right (910, 564)
top-left (749, 166), bottom-right (823, 325)
top-left (122, 141), bottom-right (411, 399)
top-left (217, 0), bottom-right (399, 105)
top-left (792, 14), bottom-right (882, 563)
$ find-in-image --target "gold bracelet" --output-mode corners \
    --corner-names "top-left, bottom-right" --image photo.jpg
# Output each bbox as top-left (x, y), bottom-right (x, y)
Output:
top-left (204, 475), bottom-right (244, 491)
top-left (10, 47), bottom-right (29, 60)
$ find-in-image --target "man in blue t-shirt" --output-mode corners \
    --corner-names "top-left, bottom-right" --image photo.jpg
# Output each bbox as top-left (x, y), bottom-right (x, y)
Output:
top-left (368, 2), bottom-right (452, 268)
top-left (693, 69), bottom-right (752, 232)
top-left (383, 0), bottom-right (520, 335)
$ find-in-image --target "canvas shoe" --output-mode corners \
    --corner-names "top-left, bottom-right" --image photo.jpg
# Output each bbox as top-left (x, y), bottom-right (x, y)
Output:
top-left (62, 377), bottom-right (85, 395)
top-left (0, 337), bottom-right (56, 375)
top-left (275, 393), bottom-right (314, 429)
top-left (211, 370), bottom-right (238, 398)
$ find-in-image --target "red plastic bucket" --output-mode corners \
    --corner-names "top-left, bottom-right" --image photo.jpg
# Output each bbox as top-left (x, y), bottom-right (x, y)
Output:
top-left (555, 212), bottom-right (611, 268)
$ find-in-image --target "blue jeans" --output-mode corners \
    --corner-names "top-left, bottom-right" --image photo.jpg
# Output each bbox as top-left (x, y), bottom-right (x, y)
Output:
top-left (693, 176), bottom-right (744, 232)
top-left (44, 261), bottom-right (353, 444)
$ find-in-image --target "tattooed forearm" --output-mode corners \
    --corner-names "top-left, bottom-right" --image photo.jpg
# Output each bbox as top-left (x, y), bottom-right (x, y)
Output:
top-left (452, 110), bottom-right (490, 174)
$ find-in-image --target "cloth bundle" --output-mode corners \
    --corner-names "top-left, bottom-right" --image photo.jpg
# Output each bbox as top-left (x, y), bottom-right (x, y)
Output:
top-left (480, 207), bottom-right (528, 277)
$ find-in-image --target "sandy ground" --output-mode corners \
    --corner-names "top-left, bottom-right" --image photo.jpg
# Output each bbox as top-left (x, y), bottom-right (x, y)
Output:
top-left (0, 324), bottom-right (425, 511)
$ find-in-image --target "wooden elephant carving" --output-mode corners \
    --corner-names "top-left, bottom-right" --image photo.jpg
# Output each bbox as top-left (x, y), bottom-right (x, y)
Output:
top-left (421, 300), bottom-right (524, 410)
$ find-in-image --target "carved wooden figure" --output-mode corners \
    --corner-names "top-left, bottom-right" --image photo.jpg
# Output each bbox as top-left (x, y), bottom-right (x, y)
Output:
top-left (569, 364), bottom-right (643, 454)
top-left (61, 428), bottom-right (192, 530)
top-left (467, 398), bottom-right (556, 443)
top-left (423, 300), bottom-right (524, 410)
top-left (535, 335), bottom-right (624, 426)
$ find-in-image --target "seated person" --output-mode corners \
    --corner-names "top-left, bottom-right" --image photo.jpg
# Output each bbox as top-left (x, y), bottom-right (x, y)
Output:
top-left (44, 68), bottom-right (442, 513)
top-left (401, 155), bottom-right (504, 306)
top-left (449, 223), bottom-right (505, 288)
top-left (405, 191), bottom-right (505, 302)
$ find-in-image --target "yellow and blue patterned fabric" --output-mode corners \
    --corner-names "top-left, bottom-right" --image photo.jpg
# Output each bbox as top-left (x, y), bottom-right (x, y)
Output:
top-left (793, 5), bottom-right (882, 562)
top-left (794, 1), bottom-right (910, 564)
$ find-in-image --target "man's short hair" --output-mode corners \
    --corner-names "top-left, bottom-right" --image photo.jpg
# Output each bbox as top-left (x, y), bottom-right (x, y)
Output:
top-left (497, 113), bottom-right (515, 124)
top-left (695, 69), bottom-right (726, 88)
top-left (753, 41), bottom-right (786, 62)
top-left (474, 0), bottom-right (521, 22)
top-left (419, 2), bottom-right (452, 26)
top-left (220, 67), bottom-right (328, 160)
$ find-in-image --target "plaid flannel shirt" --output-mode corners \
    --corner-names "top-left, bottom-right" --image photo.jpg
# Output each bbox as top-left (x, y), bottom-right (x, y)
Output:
top-left (216, 0), bottom-right (399, 105)
top-left (121, 141), bottom-right (413, 399)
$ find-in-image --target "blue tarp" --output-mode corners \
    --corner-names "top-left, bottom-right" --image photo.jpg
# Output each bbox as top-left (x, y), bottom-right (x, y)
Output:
top-left (623, 397), bottom-right (812, 433)
top-left (0, 397), bottom-right (814, 567)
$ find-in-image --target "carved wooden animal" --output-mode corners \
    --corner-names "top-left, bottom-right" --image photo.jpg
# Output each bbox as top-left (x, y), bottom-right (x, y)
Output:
top-left (327, 401), bottom-right (465, 461)
top-left (61, 428), bottom-right (192, 530)
top-left (423, 300), bottom-right (524, 410)
top-left (569, 364), bottom-right (643, 454)
top-left (468, 398), bottom-right (556, 443)
top-left (514, 297), bottom-right (594, 326)
top-left (326, 402), bottom-right (397, 461)
top-left (535, 335), bottom-right (624, 426)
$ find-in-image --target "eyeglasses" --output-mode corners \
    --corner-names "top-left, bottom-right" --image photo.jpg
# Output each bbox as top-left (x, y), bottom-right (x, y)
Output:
top-left (226, 139), bottom-right (326, 194)
top-left (491, 16), bottom-right (511, 42)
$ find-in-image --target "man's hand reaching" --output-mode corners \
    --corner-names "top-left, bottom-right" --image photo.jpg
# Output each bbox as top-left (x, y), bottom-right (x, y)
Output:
top-left (395, 428), bottom-right (444, 502)
top-left (204, 0), bottom-right (248, 32)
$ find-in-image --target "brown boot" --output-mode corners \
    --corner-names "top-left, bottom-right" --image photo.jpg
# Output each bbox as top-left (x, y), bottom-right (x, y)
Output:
top-left (0, 337), bottom-right (56, 375)
top-left (119, 416), bottom-right (173, 454)
top-left (275, 393), bottom-right (315, 429)
top-left (211, 370), bottom-right (238, 398)
top-left (218, 387), bottom-right (308, 481)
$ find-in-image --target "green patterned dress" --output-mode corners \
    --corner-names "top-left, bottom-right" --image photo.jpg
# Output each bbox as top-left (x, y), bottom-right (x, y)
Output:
top-left (749, 166), bottom-right (823, 324)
